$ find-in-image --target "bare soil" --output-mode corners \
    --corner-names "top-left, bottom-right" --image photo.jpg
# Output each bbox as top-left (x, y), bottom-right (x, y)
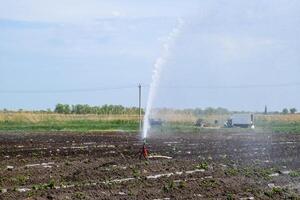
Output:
top-left (0, 131), bottom-right (300, 199)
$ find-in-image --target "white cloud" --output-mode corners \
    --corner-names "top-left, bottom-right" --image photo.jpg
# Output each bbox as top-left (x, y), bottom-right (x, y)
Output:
top-left (112, 11), bottom-right (121, 17)
top-left (214, 35), bottom-right (276, 61)
top-left (0, 0), bottom-right (199, 23)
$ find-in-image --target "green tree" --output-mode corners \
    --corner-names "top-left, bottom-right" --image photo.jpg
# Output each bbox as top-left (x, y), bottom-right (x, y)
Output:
top-left (64, 104), bottom-right (71, 114)
top-left (290, 108), bottom-right (297, 114)
top-left (54, 104), bottom-right (71, 114)
top-left (55, 104), bottom-right (65, 114)
top-left (282, 108), bottom-right (289, 114)
top-left (56, 104), bottom-right (143, 115)
top-left (204, 107), bottom-right (215, 115)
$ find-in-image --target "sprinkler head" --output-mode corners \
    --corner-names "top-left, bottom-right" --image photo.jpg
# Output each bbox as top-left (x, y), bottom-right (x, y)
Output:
top-left (139, 138), bottom-right (149, 160)
top-left (143, 144), bottom-right (148, 158)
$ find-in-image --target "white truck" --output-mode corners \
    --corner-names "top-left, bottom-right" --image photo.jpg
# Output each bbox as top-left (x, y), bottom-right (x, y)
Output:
top-left (225, 114), bottom-right (255, 128)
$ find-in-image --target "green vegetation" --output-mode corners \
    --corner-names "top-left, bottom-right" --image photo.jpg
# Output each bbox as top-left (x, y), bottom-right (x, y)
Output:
top-left (178, 180), bottom-right (187, 189)
top-left (289, 171), bottom-right (300, 177)
top-left (11, 175), bottom-right (29, 186)
top-left (0, 104), bottom-right (299, 133)
top-left (162, 180), bottom-right (188, 192)
top-left (264, 187), bottom-right (285, 198)
top-left (196, 162), bottom-right (209, 170)
top-left (153, 122), bottom-right (200, 133)
top-left (163, 180), bottom-right (175, 192)
top-left (131, 168), bottom-right (141, 179)
top-left (199, 179), bottom-right (217, 188)
top-left (73, 192), bottom-right (86, 199)
top-left (281, 108), bottom-right (297, 114)
top-left (256, 120), bottom-right (300, 134)
top-left (225, 168), bottom-right (239, 176)
top-left (0, 104), bottom-right (141, 132)
top-left (32, 180), bottom-right (55, 190)
top-left (54, 104), bottom-right (142, 115)
top-left (0, 119), bottom-right (138, 132)
top-left (290, 108), bottom-right (297, 114)
top-left (226, 193), bottom-right (234, 200)
top-left (222, 167), bottom-right (279, 180)
top-left (282, 108), bottom-right (289, 115)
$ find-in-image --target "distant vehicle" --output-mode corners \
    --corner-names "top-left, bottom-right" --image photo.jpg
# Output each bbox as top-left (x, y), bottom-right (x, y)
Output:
top-left (149, 119), bottom-right (163, 126)
top-left (195, 118), bottom-right (205, 127)
top-left (225, 114), bottom-right (255, 128)
top-left (195, 118), bottom-right (213, 128)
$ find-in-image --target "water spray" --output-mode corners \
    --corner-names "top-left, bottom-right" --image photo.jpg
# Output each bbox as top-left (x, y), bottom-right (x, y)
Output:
top-left (142, 18), bottom-right (184, 140)
top-left (139, 18), bottom-right (184, 159)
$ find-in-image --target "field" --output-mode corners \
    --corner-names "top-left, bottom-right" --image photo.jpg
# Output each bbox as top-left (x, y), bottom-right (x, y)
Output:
top-left (0, 113), bottom-right (139, 132)
top-left (1, 130), bottom-right (300, 199)
top-left (1, 112), bottom-right (300, 199)
top-left (1, 112), bottom-right (300, 133)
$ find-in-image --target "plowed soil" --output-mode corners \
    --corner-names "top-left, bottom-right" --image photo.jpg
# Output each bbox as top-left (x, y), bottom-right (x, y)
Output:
top-left (0, 131), bottom-right (300, 199)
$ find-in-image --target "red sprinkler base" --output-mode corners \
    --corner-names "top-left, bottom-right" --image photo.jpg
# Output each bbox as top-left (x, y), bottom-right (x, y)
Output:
top-left (139, 142), bottom-right (149, 160)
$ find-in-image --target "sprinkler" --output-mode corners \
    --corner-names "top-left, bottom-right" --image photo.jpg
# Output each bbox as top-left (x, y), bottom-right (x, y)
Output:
top-left (139, 138), bottom-right (149, 160)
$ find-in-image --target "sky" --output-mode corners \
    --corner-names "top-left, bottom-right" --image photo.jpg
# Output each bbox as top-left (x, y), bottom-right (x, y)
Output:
top-left (0, 0), bottom-right (300, 111)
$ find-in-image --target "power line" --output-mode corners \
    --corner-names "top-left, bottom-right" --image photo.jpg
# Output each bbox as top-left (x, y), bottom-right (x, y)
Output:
top-left (157, 82), bottom-right (300, 89)
top-left (0, 85), bottom-right (137, 94)
top-left (0, 82), bottom-right (299, 94)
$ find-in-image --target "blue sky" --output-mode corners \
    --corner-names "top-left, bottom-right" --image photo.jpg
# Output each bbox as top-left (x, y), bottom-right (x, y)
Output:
top-left (0, 0), bottom-right (299, 111)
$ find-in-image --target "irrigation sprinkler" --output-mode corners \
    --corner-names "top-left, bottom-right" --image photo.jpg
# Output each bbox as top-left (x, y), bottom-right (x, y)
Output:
top-left (139, 84), bottom-right (142, 135)
top-left (138, 84), bottom-right (149, 160)
top-left (139, 138), bottom-right (149, 160)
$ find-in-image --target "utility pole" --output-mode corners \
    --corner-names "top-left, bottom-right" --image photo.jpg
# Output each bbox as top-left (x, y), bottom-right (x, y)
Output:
top-left (264, 105), bottom-right (268, 115)
top-left (138, 84), bottom-right (142, 134)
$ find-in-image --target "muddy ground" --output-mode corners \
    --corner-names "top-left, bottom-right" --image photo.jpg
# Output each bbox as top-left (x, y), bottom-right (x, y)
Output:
top-left (0, 130), bottom-right (300, 199)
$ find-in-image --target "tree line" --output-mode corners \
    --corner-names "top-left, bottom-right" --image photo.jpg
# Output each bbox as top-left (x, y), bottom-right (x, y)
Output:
top-left (153, 107), bottom-right (230, 116)
top-left (0, 105), bottom-right (297, 115)
top-left (282, 108), bottom-right (297, 114)
top-left (54, 104), bottom-right (142, 115)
